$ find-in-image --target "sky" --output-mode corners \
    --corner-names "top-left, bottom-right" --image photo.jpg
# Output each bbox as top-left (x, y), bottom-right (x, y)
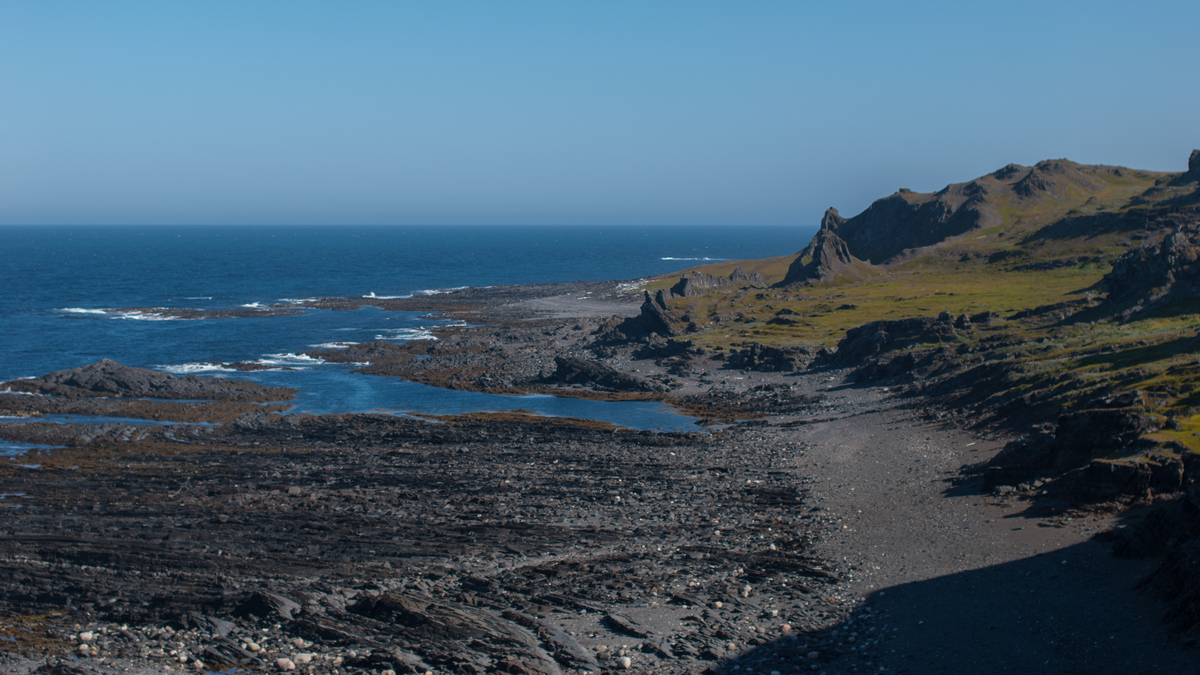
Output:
top-left (1, 1), bottom-right (1197, 227)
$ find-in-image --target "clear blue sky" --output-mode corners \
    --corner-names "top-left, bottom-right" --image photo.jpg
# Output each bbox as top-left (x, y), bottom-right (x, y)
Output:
top-left (1, 1), bottom-right (1197, 226)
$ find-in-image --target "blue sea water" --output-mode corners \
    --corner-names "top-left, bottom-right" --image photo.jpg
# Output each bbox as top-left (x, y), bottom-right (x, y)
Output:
top-left (0, 225), bottom-right (811, 430)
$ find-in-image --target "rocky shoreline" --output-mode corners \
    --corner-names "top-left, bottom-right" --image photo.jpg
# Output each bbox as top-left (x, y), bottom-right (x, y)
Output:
top-left (2, 278), bottom-right (1197, 674)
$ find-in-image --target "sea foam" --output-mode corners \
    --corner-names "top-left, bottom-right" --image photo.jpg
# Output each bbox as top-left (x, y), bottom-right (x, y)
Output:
top-left (58, 307), bottom-right (108, 315)
top-left (158, 363), bottom-right (238, 374)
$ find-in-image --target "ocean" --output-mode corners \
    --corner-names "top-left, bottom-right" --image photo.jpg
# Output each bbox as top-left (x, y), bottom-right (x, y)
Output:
top-left (1, 225), bottom-right (811, 430)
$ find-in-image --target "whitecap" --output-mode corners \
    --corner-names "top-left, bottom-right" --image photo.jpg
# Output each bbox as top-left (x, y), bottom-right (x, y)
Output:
top-left (279, 298), bottom-right (318, 303)
top-left (58, 307), bottom-right (109, 315)
top-left (309, 342), bottom-right (358, 349)
top-left (413, 286), bottom-right (468, 296)
top-left (256, 353), bottom-right (326, 367)
top-left (113, 311), bottom-right (178, 321)
top-left (241, 302), bottom-right (264, 308)
top-left (183, 296), bottom-right (213, 300)
top-left (363, 292), bottom-right (411, 299)
top-left (374, 328), bottom-right (437, 341)
top-left (157, 363), bottom-right (237, 374)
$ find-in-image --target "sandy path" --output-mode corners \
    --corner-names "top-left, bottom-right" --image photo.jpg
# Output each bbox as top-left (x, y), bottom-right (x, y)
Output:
top-left (779, 378), bottom-right (1195, 674)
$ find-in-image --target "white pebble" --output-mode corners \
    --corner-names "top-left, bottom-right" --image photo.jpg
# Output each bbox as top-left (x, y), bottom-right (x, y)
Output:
top-left (294, 653), bottom-right (313, 665)
top-left (191, 661), bottom-right (205, 671)
top-left (276, 657), bottom-right (296, 671)
top-left (78, 632), bottom-right (95, 642)
top-left (781, 623), bottom-right (792, 632)
top-left (616, 656), bottom-right (632, 669)
top-left (245, 640), bottom-right (261, 652)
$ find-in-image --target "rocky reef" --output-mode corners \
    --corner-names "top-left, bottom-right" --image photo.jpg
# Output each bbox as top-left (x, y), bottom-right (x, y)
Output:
top-left (4, 359), bottom-right (294, 402)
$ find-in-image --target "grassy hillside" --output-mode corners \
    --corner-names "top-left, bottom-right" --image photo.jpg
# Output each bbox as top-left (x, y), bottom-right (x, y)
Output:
top-left (638, 155), bottom-right (1200, 486)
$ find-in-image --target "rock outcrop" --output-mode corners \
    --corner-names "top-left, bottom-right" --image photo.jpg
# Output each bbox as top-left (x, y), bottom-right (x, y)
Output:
top-left (780, 209), bottom-right (876, 286)
top-left (984, 396), bottom-right (1160, 490)
top-left (1100, 217), bottom-right (1200, 319)
top-left (596, 290), bottom-right (679, 343)
top-left (724, 343), bottom-right (816, 373)
top-left (2, 359), bottom-right (293, 402)
top-left (830, 315), bottom-right (961, 367)
top-left (669, 267), bottom-right (765, 298)
top-left (544, 356), bottom-right (667, 393)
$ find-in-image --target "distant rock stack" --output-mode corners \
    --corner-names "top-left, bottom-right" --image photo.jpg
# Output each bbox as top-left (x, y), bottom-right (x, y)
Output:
top-left (779, 208), bottom-right (874, 286)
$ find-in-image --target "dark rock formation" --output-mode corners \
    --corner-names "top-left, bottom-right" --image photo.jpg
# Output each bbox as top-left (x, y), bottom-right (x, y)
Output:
top-left (1054, 453), bottom-right (1185, 502)
top-left (724, 343), bottom-right (815, 373)
top-left (545, 356), bottom-right (667, 393)
top-left (984, 402), bottom-right (1160, 489)
top-left (780, 209), bottom-right (875, 286)
top-left (596, 290), bottom-right (679, 343)
top-left (670, 267), bottom-right (765, 298)
top-left (829, 181), bottom-right (999, 264)
top-left (831, 315), bottom-right (960, 367)
top-left (2, 359), bottom-right (293, 402)
top-left (1100, 217), bottom-right (1200, 319)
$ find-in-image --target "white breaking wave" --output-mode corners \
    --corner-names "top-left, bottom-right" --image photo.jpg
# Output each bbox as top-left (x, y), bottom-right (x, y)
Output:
top-left (183, 296), bottom-right (212, 300)
top-left (363, 292), bottom-right (410, 299)
top-left (310, 342), bottom-right (358, 349)
top-left (279, 298), bottom-right (318, 304)
top-left (257, 353), bottom-right (326, 367)
top-left (113, 311), bottom-right (178, 321)
top-left (60, 307), bottom-right (182, 321)
top-left (374, 328), bottom-right (437, 341)
top-left (240, 302), bottom-right (264, 308)
top-left (58, 307), bottom-right (108, 315)
top-left (660, 257), bottom-right (727, 261)
top-left (158, 363), bottom-right (237, 374)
